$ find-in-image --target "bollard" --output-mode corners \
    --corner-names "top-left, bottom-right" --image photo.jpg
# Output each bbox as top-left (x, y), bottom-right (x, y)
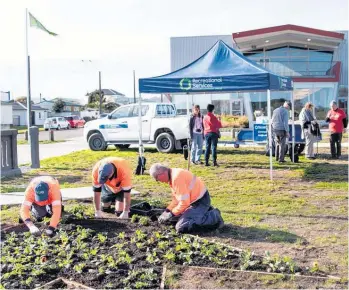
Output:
top-left (25, 130), bottom-right (28, 141)
top-left (29, 126), bottom-right (40, 169)
top-left (49, 130), bottom-right (54, 141)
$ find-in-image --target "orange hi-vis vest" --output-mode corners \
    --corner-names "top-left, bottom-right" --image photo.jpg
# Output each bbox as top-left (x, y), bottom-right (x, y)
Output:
top-left (92, 157), bottom-right (132, 193)
top-left (20, 176), bottom-right (62, 228)
top-left (167, 168), bottom-right (207, 216)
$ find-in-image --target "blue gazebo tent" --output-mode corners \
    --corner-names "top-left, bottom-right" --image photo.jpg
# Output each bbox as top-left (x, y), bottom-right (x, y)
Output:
top-left (138, 40), bottom-right (295, 180)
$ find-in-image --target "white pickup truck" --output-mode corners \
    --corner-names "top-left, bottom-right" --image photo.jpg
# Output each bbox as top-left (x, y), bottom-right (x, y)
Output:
top-left (83, 103), bottom-right (189, 153)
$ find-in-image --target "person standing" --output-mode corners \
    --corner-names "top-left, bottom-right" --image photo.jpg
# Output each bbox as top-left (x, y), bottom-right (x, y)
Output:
top-left (299, 102), bottom-right (317, 160)
top-left (326, 100), bottom-right (347, 159)
top-left (203, 104), bottom-right (222, 167)
top-left (189, 105), bottom-right (204, 165)
top-left (271, 101), bottom-right (292, 163)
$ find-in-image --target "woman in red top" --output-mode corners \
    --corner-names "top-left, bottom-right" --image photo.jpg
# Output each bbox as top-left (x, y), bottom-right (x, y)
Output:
top-left (326, 101), bottom-right (347, 159)
top-left (203, 104), bottom-right (222, 167)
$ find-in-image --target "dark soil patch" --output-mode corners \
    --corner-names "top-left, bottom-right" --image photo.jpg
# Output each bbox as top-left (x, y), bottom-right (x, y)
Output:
top-left (0, 215), bottom-right (327, 289)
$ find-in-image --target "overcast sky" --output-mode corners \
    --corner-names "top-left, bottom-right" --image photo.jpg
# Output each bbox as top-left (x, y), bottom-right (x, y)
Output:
top-left (0, 0), bottom-right (348, 102)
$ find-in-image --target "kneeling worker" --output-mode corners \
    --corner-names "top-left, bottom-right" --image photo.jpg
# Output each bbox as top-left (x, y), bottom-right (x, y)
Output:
top-left (92, 157), bottom-right (132, 219)
top-left (20, 176), bottom-right (62, 237)
top-left (149, 163), bottom-right (224, 233)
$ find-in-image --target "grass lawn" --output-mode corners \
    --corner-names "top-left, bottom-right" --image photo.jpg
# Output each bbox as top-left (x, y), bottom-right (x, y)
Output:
top-left (17, 139), bottom-right (66, 145)
top-left (1, 146), bottom-right (348, 285)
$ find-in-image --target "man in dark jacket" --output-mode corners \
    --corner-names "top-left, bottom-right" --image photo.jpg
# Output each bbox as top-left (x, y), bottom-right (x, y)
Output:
top-left (271, 101), bottom-right (292, 163)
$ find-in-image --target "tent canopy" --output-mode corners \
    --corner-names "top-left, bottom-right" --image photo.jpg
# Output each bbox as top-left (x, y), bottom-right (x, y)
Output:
top-left (139, 40), bottom-right (293, 94)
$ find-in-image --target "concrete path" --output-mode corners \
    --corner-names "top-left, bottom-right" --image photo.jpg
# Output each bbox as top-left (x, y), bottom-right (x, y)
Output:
top-left (0, 187), bottom-right (140, 206)
top-left (18, 137), bottom-right (89, 165)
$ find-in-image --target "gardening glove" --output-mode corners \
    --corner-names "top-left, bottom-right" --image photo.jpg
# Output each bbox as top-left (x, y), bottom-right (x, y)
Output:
top-left (158, 211), bottom-right (173, 224)
top-left (118, 211), bottom-right (129, 219)
top-left (95, 210), bottom-right (103, 218)
top-left (29, 225), bottom-right (41, 236)
top-left (45, 226), bottom-right (56, 237)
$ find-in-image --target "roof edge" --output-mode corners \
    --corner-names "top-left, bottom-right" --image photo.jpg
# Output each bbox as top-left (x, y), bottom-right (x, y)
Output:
top-left (233, 24), bottom-right (345, 40)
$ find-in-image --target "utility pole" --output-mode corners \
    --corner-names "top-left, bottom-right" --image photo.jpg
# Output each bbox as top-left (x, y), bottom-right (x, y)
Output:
top-left (133, 70), bottom-right (136, 104)
top-left (39, 93), bottom-right (42, 102)
top-left (99, 71), bottom-right (102, 114)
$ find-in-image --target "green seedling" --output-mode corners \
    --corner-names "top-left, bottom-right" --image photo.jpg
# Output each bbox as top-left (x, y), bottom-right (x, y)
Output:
top-left (90, 248), bottom-right (98, 256)
top-left (74, 263), bottom-right (86, 273)
top-left (131, 214), bottom-right (140, 223)
top-left (139, 216), bottom-right (151, 226)
top-left (158, 241), bottom-right (169, 250)
top-left (97, 233), bottom-right (107, 243)
top-left (135, 229), bottom-right (147, 241)
top-left (240, 249), bottom-right (258, 270)
top-left (164, 251), bottom-right (176, 262)
top-left (118, 232), bottom-right (126, 240)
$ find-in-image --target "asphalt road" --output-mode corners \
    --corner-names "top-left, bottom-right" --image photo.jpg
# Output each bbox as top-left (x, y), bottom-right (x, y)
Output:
top-left (18, 128), bottom-right (84, 141)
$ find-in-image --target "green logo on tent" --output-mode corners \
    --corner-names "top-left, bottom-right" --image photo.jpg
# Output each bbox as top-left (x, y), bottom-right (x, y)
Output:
top-left (179, 78), bottom-right (192, 90)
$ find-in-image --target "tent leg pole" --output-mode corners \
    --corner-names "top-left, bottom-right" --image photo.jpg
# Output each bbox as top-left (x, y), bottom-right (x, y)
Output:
top-left (291, 91), bottom-right (295, 163)
top-left (138, 93), bottom-right (144, 172)
top-left (187, 93), bottom-right (190, 171)
top-left (267, 90), bottom-right (273, 181)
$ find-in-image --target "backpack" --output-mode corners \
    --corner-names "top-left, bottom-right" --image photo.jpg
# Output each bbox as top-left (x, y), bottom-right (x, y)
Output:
top-left (135, 156), bottom-right (146, 175)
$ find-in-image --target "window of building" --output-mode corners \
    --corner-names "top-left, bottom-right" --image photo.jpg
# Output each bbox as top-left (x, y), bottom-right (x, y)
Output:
top-left (38, 112), bottom-right (41, 119)
top-left (74, 106), bottom-right (80, 112)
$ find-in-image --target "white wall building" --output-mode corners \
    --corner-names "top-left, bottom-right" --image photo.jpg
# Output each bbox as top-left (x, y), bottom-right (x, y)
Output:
top-left (1, 102), bottom-right (13, 129)
top-left (12, 102), bottom-right (48, 126)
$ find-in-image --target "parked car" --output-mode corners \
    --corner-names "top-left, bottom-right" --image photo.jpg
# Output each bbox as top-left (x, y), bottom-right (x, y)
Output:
top-left (44, 117), bottom-right (70, 130)
top-left (84, 103), bottom-right (189, 153)
top-left (65, 115), bottom-right (86, 128)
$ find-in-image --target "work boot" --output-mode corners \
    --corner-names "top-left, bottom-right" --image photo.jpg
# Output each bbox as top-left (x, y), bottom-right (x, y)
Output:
top-left (205, 162), bottom-right (210, 167)
top-left (213, 162), bottom-right (219, 167)
top-left (215, 209), bottom-right (224, 229)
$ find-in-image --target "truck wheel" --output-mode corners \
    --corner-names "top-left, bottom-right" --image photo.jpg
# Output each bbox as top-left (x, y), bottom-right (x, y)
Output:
top-left (156, 133), bottom-right (175, 153)
top-left (88, 133), bottom-right (107, 151)
top-left (115, 144), bottom-right (130, 149)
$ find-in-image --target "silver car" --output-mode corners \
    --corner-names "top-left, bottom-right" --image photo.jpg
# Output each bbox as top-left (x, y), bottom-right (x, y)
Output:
top-left (44, 117), bottom-right (70, 130)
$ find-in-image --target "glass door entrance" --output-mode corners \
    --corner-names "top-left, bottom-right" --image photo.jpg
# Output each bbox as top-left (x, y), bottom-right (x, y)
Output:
top-left (231, 99), bottom-right (243, 116)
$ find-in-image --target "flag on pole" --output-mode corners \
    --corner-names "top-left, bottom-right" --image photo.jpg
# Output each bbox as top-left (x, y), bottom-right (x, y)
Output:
top-left (29, 12), bottom-right (58, 36)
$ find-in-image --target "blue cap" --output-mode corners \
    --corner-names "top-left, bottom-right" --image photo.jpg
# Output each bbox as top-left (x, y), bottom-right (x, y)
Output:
top-left (34, 181), bottom-right (49, 202)
top-left (98, 163), bottom-right (114, 184)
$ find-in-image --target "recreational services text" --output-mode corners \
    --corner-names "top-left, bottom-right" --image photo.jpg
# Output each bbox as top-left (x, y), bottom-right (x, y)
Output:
top-left (192, 78), bottom-right (223, 89)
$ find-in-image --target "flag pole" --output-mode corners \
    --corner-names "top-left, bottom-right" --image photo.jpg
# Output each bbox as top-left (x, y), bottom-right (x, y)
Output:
top-left (26, 8), bottom-right (32, 137)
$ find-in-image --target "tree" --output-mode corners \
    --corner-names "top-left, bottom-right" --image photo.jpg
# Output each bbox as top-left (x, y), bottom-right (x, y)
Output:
top-left (104, 102), bottom-right (119, 113)
top-left (86, 90), bottom-right (105, 109)
top-left (15, 96), bottom-right (34, 105)
top-left (52, 99), bottom-right (65, 113)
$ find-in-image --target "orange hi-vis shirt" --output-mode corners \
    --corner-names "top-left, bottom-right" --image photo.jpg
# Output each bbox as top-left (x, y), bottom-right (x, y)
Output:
top-left (20, 176), bottom-right (62, 228)
top-left (167, 168), bottom-right (207, 216)
top-left (92, 157), bottom-right (132, 193)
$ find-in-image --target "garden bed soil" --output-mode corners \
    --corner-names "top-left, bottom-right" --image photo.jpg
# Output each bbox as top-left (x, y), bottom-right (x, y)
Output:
top-left (0, 215), bottom-right (332, 289)
top-left (164, 266), bottom-right (345, 289)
